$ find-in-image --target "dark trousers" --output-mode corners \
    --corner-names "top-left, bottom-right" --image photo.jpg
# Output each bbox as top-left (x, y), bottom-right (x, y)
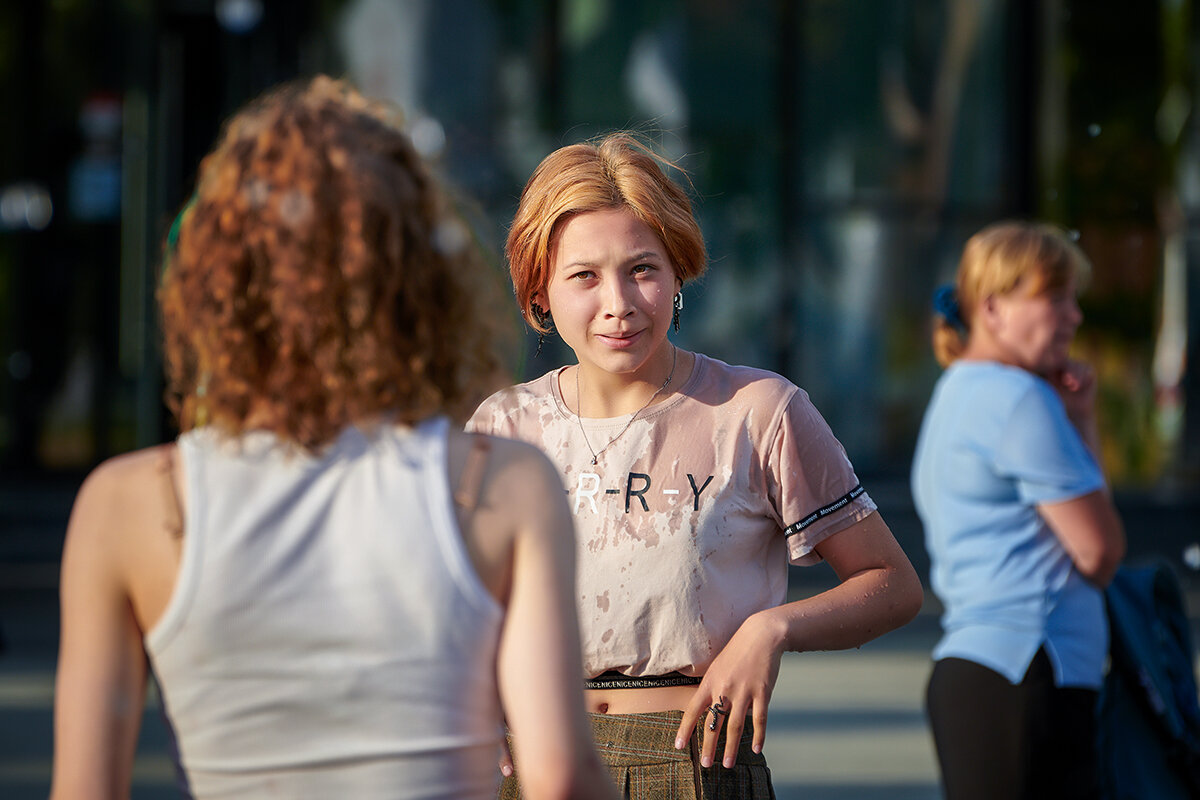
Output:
top-left (926, 649), bottom-right (1101, 800)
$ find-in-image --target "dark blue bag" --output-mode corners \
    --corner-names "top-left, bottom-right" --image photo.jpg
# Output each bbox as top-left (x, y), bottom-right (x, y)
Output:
top-left (1098, 562), bottom-right (1200, 799)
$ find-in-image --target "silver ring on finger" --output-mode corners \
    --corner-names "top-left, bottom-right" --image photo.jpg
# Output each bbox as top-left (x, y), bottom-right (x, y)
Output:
top-left (707, 696), bottom-right (728, 732)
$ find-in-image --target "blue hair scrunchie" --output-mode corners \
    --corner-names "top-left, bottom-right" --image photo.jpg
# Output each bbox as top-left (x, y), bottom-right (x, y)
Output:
top-left (162, 194), bottom-right (198, 277)
top-left (166, 194), bottom-right (197, 251)
top-left (932, 284), bottom-right (965, 332)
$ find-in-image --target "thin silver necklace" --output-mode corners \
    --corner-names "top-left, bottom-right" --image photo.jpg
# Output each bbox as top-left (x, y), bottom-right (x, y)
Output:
top-left (575, 345), bottom-right (677, 466)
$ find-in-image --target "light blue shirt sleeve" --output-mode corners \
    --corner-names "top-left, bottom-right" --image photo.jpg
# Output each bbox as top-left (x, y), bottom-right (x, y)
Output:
top-left (992, 378), bottom-right (1105, 507)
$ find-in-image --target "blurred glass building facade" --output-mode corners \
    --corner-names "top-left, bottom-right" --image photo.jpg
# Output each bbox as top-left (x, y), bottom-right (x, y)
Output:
top-left (0, 0), bottom-right (1197, 488)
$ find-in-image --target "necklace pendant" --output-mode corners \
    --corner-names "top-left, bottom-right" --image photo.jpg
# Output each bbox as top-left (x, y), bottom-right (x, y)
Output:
top-left (591, 456), bottom-right (598, 465)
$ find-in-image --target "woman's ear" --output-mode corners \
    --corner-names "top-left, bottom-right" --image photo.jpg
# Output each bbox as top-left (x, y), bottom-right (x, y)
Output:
top-left (977, 294), bottom-right (1005, 336)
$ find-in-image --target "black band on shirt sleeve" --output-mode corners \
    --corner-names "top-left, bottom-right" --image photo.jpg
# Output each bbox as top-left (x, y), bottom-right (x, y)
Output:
top-left (783, 484), bottom-right (866, 538)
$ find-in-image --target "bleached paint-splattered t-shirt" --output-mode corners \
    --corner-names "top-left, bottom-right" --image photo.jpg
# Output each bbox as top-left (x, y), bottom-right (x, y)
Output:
top-left (466, 352), bottom-right (876, 678)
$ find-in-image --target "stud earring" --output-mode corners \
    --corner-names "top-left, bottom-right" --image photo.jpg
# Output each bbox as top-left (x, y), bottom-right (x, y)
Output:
top-left (672, 292), bottom-right (683, 333)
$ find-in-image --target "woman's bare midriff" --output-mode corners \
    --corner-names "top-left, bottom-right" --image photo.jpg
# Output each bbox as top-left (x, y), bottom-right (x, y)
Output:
top-left (584, 684), bottom-right (700, 715)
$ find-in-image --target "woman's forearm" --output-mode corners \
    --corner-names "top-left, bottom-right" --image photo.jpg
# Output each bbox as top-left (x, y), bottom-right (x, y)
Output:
top-left (763, 513), bottom-right (923, 653)
top-left (760, 561), bottom-right (923, 654)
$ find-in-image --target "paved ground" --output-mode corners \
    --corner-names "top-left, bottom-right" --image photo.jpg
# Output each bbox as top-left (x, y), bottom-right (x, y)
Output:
top-left (762, 615), bottom-right (943, 799)
top-left (1, 476), bottom-right (1196, 798)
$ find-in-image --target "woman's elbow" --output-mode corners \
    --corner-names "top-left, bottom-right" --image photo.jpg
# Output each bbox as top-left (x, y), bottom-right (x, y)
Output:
top-left (892, 566), bottom-right (924, 626)
top-left (1074, 539), bottom-right (1126, 588)
top-left (872, 560), bottom-right (923, 631)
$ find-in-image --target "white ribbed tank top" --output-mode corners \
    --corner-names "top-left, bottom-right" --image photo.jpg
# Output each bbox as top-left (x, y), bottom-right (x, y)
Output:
top-left (145, 417), bottom-right (504, 799)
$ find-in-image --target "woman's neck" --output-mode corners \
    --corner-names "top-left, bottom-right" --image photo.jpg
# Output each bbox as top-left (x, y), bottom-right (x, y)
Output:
top-left (569, 346), bottom-right (689, 418)
top-left (958, 337), bottom-right (1037, 376)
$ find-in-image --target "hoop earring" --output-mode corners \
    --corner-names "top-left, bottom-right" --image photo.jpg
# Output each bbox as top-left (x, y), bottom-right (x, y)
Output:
top-left (531, 303), bottom-right (554, 357)
top-left (672, 292), bottom-right (683, 333)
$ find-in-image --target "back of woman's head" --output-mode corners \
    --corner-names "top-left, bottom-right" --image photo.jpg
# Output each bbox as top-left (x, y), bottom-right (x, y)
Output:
top-left (932, 220), bottom-right (1090, 367)
top-left (160, 76), bottom-right (503, 448)
top-left (507, 132), bottom-right (707, 332)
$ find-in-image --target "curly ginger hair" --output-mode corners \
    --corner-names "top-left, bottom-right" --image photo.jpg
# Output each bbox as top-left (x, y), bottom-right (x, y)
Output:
top-left (159, 76), bottom-right (507, 449)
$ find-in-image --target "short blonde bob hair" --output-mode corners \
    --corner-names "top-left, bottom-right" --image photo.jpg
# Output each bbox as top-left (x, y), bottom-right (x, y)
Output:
top-left (933, 220), bottom-right (1091, 367)
top-left (506, 133), bottom-right (707, 333)
top-left (159, 76), bottom-right (505, 449)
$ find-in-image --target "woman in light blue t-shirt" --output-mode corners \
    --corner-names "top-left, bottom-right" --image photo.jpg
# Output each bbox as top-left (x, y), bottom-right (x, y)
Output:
top-left (911, 221), bottom-right (1126, 800)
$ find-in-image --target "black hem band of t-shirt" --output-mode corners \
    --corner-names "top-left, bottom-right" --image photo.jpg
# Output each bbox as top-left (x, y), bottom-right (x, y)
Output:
top-left (583, 671), bottom-right (704, 690)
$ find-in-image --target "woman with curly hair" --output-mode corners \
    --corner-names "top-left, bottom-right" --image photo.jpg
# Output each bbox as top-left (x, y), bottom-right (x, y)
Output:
top-left (49, 76), bottom-right (617, 800)
top-left (468, 132), bottom-right (924, 798)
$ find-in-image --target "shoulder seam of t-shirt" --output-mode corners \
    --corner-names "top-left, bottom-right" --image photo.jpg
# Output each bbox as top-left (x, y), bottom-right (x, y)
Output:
top-left (761, 377), bottom-right (802, 476)
top-left (994, 376), bottom-right (1063, 458)
top-left (768, 379), bottom-right (802, 435)
top-left (767, 380), bottom-right (834, 538)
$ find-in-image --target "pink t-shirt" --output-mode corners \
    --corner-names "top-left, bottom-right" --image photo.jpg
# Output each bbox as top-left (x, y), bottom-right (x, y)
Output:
top-left (467, 352), bottom-right (876, 677)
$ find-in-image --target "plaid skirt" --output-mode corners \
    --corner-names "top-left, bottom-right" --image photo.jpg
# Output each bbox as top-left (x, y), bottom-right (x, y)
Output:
top-left (499, 710), bottom-right (776, 800)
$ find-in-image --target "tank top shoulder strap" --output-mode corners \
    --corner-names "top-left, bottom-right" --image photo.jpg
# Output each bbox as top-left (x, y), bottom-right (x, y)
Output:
top-left (453, 433), bottom-right (492, 512)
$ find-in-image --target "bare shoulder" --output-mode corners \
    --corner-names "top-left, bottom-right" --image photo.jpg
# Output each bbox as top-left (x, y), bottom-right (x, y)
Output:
top-left (488, 435), bottom-right (562, 487)
top-left (447, 431), bottom-right (567, 531)
top-left (447, 430), bottom-right (572, 605)
top-left (66, 445), bottom-right (180, 567)
top-left (72, 446), bottom-right (175, 519)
